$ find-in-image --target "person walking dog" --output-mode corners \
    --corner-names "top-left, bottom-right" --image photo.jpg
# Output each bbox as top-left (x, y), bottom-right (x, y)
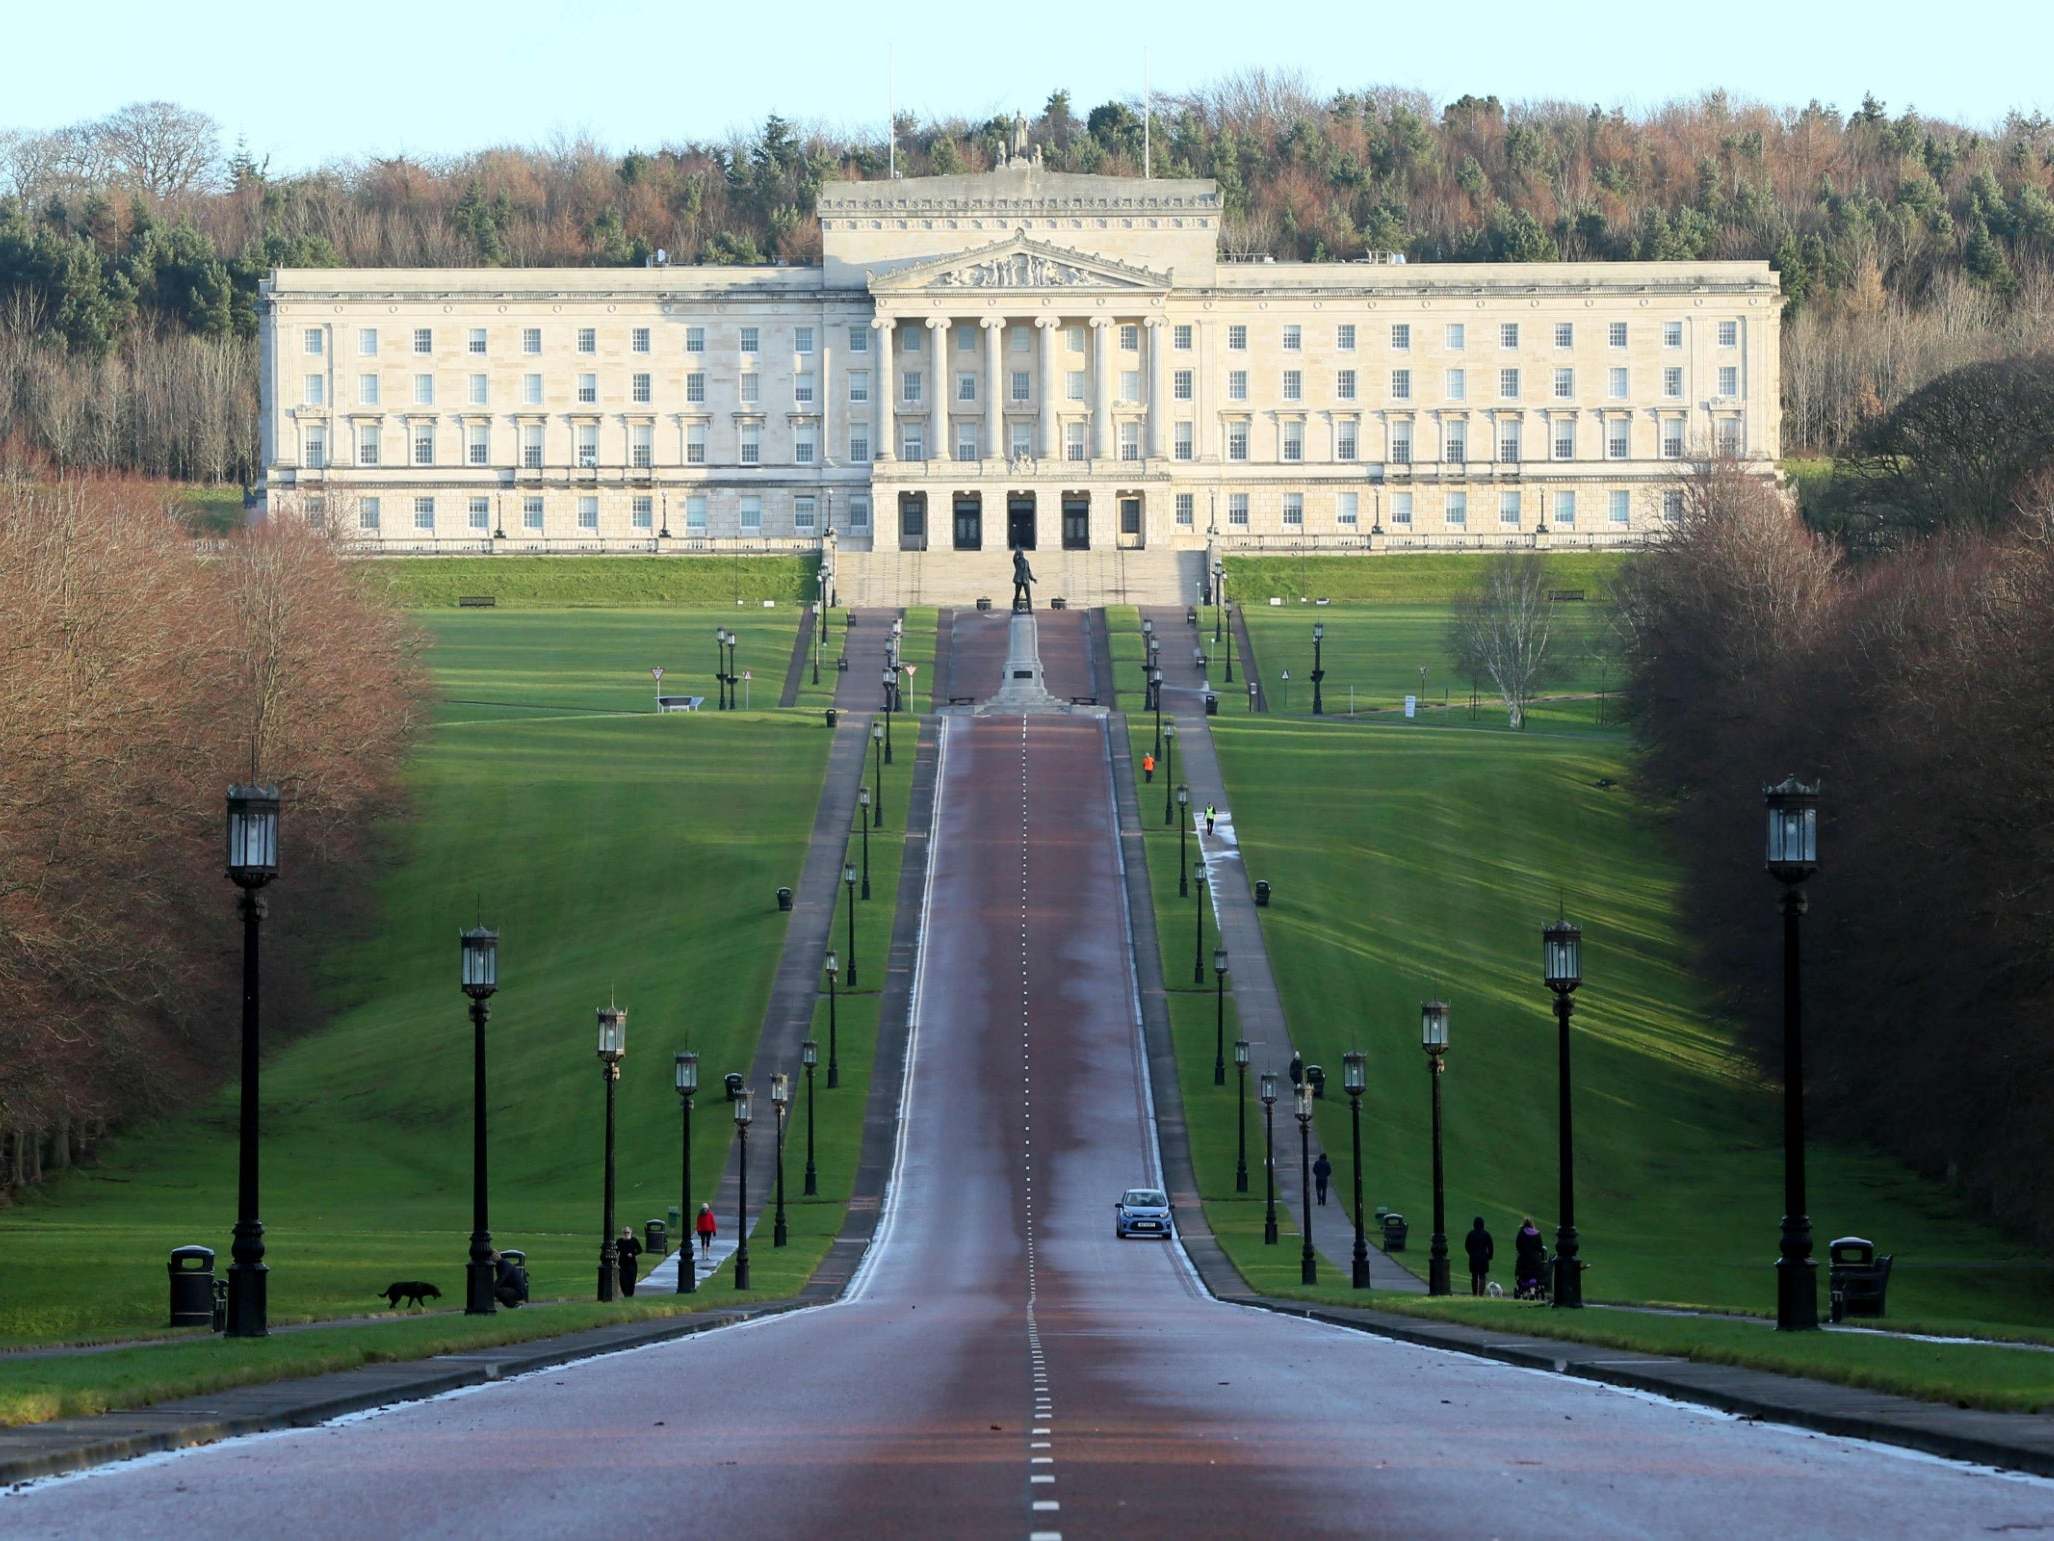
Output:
top-left (1464, 1216), bottom-right (1495, 1296)
top-left (696, 1202), bottom-right (718, 1257)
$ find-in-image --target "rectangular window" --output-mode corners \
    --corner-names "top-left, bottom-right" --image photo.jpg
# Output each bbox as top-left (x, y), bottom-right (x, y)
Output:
top-left (739, 373), bottom-right (760, 405)
top-left (521, 423), bottom-right (543, 468)
top-left (1608, 418), bottom-right (1629, 459)
top-left (685, 371), bottom-right (708, 404)
top-left (469, 494), bottom-right (491, 531)
top-left (1718, 320), bottom-right (1738, 348)
top-left (1500, 490), bottom-right (1522, 526)
top-left (1337, 369), bottom-right (1357, 401)
top-left (1337, 323), bottom-right (1356, 351)
top-left (1175, 492), bottom-right (1195, 525)
top-left (1500, 323), bottom-right (1519, 348)
top-left (1066, 370), bottom-right (1086, 401)
top-left (523, 495), bottom-right (544, 530)
top-left (1119, 370), bottom-right (1140, 403)
top-left (1389, 421), bottom-right (1411, 464)
top-left (304, 373), bottom-right (325, 406)
top-left (631, 327), bottom-right (650, 354)
top-left (1663, 488), bottom-right (1684, 522)
top-left (957, 328), bottom-right (975, 353)
top-left (1173, 324), bottom-right (1193, 350)
top-left (1391, 368), bottom-right (1415, 401)
top-left (1498, 421), bottom-right (1522, 461)
top-left (1553, 368), bottom-right (1574, 400)
top-left (793, 495), bottom-right (816, 530)
top-left (1227, 370), bottom-right (1248, 401)
top-left (1500, 368), bottom-right (1520, 399)
top-left (1663, 321), bottom-right (1683, 347)
top-left (902, 371), bottom-right (922, 404)
top-left (794, 372), bottom-right (816, 405)
top-left (1337, 421), bottom-right (1358, 460)
top-left (903, 425), bottom-right (925, 462)
top-left (1446, 420), bottom-right (1467, 463)
top-left (1119, 421), bottom-right (1140, 462)
top-left (576, 423), bottom-right (598, 467)
top-left (467, 423), bottom-right (489, 465)
top-left (1226, 421), bottom-right (1249, 461)
top-left (1012, 370), bottom-right (1031, 402)
top-left (739, 326), bottom-right (759, 354)
top-left (958, 371), bottom-right (977, 403)
top-left (1392, 492), bottom-right (1413, 526)
top-left (1445, 368), bottom-right (1466, 402)
top-left (578, 496), bottom-right (598, 530)
top-left (1337, 491), bottom-right (1358, 526)
top-left (577, 327), bottom-right (596, 354)
top-left (1010, 328), bottom-right (1028, 353)
top-left (1283, 493), bottom-right (1303, 526)
top-left (794, 326), bottom-right (814, 354)
top-left (686, 423), bottom-right (707, 464)
top-left (413, 373), bottom-right (434, 406)
top-left (1120, 323), bottom-right (1140, 351)
top-left (577, 373), bottom-right (596, 404)
top-left (1281, 370), bottom-right (1302, 402)
top-left (304, 425), bottom-right (327, 468)
top-left (468, 327), bottom-right (487, 355)
top-left (412, 423), bottom-right (435, 465)
top-left (1064, 327), bottom-right (1081, 354)
top-left (1445, 323), bottom-right (1466, 350)
top-left (739, 425), bottom-right (760, 466)
top-left (1609, 367), bottom-right (1628, 400)
top-left (686, 495), bottom-right (708, 530)
top-left (1554, 420), bottom-right (1575, 460)
top-left (522, 373), bottom-right (541, 405)
top-left (413, 495), bottom-right (435, 531)
top-left (1009, 423), bottom-right (1031, 457)
top-left (413, 327), bottom-right (432, 354)
top-left (1282, 324), bottom-right (1301, 351)
top-left (1663, 367), bottom-right (1683, 399)
top-left (955, 424), bottom-right (978, 462)
top-left (1718, 366), bottom-right (1738, 396)
top-left (1228, 493), bottom-right (1249, 526)
top-left (849, 326), bottom-right (868, 353)
top-left (631, 495), bottom-right (653, 529)
top-left (631, 423), bottom-right (653, 467)
top-left (522, 327), bottom-right (541, 354)
top-left (1718, 418), bottom-right (1743, 457)
top-left (1662, 421), bottom-right (1684, 459)
top-left (1282, 421), bottom-right (1303, 461)
top-left (1609, 490), bottom-right (1631, 525)
top-left (1553, 323), bottom-right (1574, 349)
top-left (848, 495), bottom-right (870, 530)
top-left (1227, 324), bottom-right (1247, 350)
top-left (304, 327), bottom-right (323, 355)
top-left (359, 327), bottom-right (379, 356)
top-left (1174, 422), bottom-right (1194, 460)
top-left (467, 373), bottom-right (487, 406)
top-left (685, 326), bottom-right (705, 353)
top-left (358, 426), bottom-right (381, 466)
top-left (1611, 322), bottom-right (1631, 348)
top-left (1389, 323), bottom-right (1411, 351)
top-left (1555, 490), bottom-right (1576, 526)
top-left (849, 428), bottom-right (870, 462)
top-left (1064, 422), bottom-right (1085, 461)
top-left (848, 371), bottom-right (868, 403)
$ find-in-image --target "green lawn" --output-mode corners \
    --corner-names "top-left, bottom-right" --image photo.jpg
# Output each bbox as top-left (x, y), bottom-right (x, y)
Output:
top-left (1225, 551), bottom-right (1627, 604)
top-left (359, 554), bottom-right (818, 609)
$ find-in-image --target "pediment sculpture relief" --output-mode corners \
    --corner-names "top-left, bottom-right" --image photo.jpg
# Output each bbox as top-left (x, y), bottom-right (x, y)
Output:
top-left (934, 252), bottom-right (1097, 288)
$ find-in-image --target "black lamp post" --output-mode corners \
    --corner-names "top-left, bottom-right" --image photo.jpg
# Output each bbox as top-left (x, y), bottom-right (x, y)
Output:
top-left (725, 629), bottom-right (740, 710)
top-left (1176, 785), bottom-right (1191, 897)
top-left (1212, 560), bottom-right (1225, 645)
top-left (843, 862), bottom-right (859, 988)
top-left (1295, 1080), bottom-right (1317, 1285)
top-left (1311, 622), bottom-right (1326, 716)
top-left (1234, 1038), bottom-right (1251, 1193)
top-left (1222, 602), bottom-right (1234, 685)
top-left (812, 602), bottom-right (823, 686)
top-left (1162, 722), bottom-right (1177, 826)
top-left (824, 949), bottom-right (841, 1089)
top-left (858, 786), bottom-right (873, 895)
top-left (1765, 775), bottom-right (1821, 1331)
top-left (871, 721), bottom-right (886, 820)
top-left (1421, 1003), bottom-right (1451, 1296)
top-left (460, 925), bottom-right (499, 1315)
top-left (770, 1071), bottom-right (790, 1247)
top-left (1543, 920), bottom-right (1584, 1309)
top-left (1212, 947), bottom-right (1230, 1086)
top-left (801, 1040), bottom-right (819, 1197)
top-left (1152, 669), bottom-right (1165, 757)
top-left (595, 1003), bottom-right (626, 1302)
top-left (713, 626), bottom-right (727, 710)
top-left (732, 1085), bottom-right (753, 1289)
top-left (1260, 1069), bottom-right (1280, 1244)
top-left (1192, 866), bottom-right (1208, 986)
top-left (674, 1051), bottom-right (698, 1294)
top-left (223, 783), bottom-right (280, 1338)
top-left (1344, 1048), bottom-right (1370, 1289)
top-left (881, 667), bottom-right (896, 763)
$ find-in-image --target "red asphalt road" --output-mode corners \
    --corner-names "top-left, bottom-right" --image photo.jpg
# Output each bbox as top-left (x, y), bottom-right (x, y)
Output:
top-left (9, 714), bottom-right (2050, 1538)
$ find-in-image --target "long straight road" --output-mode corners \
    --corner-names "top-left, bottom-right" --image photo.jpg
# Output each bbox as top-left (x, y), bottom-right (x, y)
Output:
top-left (8, 702), bottom-right (2049, 1537)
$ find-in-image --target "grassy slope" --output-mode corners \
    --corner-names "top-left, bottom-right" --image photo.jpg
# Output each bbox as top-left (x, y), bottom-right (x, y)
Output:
top-left (359, 555), bottom-right (817, 608)
top-left (1224, 551), bottom-right (1626, 604)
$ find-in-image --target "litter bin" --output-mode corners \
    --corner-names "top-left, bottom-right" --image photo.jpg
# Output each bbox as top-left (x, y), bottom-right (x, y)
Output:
top-left (1381, 1213), bottom-right (1409, 1251)
top-left (1255, 880), bottom-right (1271, 907)
top-left (1204, 693), bottom-right (1219, 716)
top-left (825, 708), bottom-right (838, 728)
top-left (646, 1219), bottom-right (669, 1257)
top-left (724, 1072), bottom-right (745, 1101)
top-left (1306, 1064), bottom-right (1326, 1099)
top-left (1827, 1236), bottom-right (1894, 1321)
top-left (1051, 596), bottom-right (1066, 611)
top-left (500, 1249), bottom-right (531, 1304)
top-left (776, 886), bottom-right (793, 911)
top-left (168, 1245), bottom-right (215, 1326)
top-left (668, 1205), bottom-right (683, 1236)
top-left (1186, 607), bottom-right (1198, 626)
top-left (836, 655), bottom-right (849, 672)
top-left (976, 596), bottom-right (992, 612)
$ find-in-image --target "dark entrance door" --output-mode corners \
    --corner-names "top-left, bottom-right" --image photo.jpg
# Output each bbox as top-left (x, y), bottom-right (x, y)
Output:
top-left (952, 493), bottom-right (982, 551)
top-left (1061, 493), bottom-right (1091, 551)
top-left (899, 492), bottom-right (927, 552)
top-left (1007, 493), bottom-right (1036, 550)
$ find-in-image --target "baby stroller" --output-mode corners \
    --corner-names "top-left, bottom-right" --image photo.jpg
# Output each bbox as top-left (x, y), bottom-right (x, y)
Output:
top-left (1513, 1251), bottom-right (1552, 1303)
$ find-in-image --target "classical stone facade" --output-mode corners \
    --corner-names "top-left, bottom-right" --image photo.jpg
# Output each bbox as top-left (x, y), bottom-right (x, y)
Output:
top-left (259, 163), bottom-right (1781, 556)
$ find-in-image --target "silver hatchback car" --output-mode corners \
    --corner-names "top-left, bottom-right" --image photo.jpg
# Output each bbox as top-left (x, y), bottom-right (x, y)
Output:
top-left (1115, 1187), bottom-right (1173, 1239)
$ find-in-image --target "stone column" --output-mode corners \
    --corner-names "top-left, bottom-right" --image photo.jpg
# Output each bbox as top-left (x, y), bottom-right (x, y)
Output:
top-left (1035, 317), bottom-right (1060, 459)
top-left (872, 316), bottom-right (895, 460)
top-left (983, 317), bottom-right (1004, 462)
top-left (1145, 316), bottom-right (1168, 460)
top-left (927, 316), bottom-right (950, 459)
top-left (1089, 317), bottom-right (1113, 462)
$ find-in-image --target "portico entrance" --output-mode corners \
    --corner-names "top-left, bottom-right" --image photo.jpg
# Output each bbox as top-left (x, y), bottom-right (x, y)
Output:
top-left (898, 492), bottom-right (928, 552)
top-left (953, 493), bottom-right (983, 551)
top-left (1062, 493), bottom-right (1091, 551)
top-left (1007, 493), bottom-right (1036, 551)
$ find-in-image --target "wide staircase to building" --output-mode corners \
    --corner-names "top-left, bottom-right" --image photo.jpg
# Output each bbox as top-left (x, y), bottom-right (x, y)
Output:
top-left (833, 547), bottom-right (1205, 610)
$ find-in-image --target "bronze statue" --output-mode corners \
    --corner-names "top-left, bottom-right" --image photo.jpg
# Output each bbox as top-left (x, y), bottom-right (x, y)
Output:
top-left (1011, 548), bottom-right (1036, 611)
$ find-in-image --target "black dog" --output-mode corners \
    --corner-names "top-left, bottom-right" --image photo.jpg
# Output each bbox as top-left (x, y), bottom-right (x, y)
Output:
top-left (381, 1281), bottom-right (442, 1311)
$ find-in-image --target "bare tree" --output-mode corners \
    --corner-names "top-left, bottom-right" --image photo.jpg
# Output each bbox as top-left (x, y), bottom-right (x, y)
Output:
top-left (1446, 552), bottom-right (1558, 728)
top-left (95, 100), bottom-right (221, 199)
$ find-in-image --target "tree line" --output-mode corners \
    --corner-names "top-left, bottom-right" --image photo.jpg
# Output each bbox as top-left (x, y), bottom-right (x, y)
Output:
top-left (5, 80), bottom-right (2054, 482)
top-left (0, 473), bottom-right (425, 1196)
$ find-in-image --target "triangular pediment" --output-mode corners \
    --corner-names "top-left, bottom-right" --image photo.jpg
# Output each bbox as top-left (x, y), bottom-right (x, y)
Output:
top-left (869, 234), bottom-right (1170, 293)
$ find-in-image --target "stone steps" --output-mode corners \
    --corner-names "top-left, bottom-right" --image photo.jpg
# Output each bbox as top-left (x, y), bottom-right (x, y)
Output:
top-left (833, 547), bottom-right (1205, 609)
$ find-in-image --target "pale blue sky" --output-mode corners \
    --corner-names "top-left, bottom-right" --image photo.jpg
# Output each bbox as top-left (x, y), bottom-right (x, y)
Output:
top-left (7, 0), bottom-right (2049, 168)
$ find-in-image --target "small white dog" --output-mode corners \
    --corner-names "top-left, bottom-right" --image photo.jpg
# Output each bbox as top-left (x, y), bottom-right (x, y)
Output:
top-left (1485, 1281), bottom-right (1504, 1298)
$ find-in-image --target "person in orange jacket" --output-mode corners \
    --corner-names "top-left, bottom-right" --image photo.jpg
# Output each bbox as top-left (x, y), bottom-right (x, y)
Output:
top-left (1142, 751), bottom-right (1156, 783)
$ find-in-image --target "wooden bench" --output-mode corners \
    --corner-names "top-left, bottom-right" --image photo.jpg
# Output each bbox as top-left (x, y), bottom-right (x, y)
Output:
top-left (456, 595), bottom-right (497, 608)
top-left (1548, 589), bottom-right (1587, 603)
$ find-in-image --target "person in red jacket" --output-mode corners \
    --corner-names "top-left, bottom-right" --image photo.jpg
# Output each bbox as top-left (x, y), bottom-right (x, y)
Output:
top-left (695, 1202), bottom-right (718, 1257)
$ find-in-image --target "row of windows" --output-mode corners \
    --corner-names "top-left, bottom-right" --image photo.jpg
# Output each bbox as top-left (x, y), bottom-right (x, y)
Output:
top-left (1192, 487), bottom-right (1683, 529)
top-left (351, 491), bottom-right (871, 533)
top-left (305, 324), bottom-right (871, 359)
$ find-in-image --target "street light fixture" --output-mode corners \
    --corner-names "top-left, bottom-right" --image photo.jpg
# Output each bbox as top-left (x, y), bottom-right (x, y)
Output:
top-left (843, 862), bottom-right (859, 988)
top-left (1212, 560), bottom-right (1225, 645)
top-left (858, 786), bottom-right (874, 895)
top-left (1542, 919), bottom-right (1584, 1309)
top-left (1212, 947), bottom-right (1230, 1086)
top-left (1233, 1039), bottom-right (1251, 1193)
top-left (871, 721), bottom-right (886, 822)
top-left (726, 629), bottom-right (740, 710)
top-left (1311, 622), bottom-right (1326, 717)
top-left (824, 949), bottom-right (841, 1089)
top-left (595, 1003), bottom-right (627, 1302)
top-left (1176, 785), bottom-right (1191, 897)
top-left (732, 1085), bottom-right (753, 1289)
top-left (1420, 1003), bottom-right (1452, 1296)
top-left (1193, 865), bottom-right (1208, 986)
top-left (770, 1072), bottom-right (790, 1247)
top-left (1295, 1079), bottom-right (1318, 1285)
top-left (800, 1040), bottom-right (819, 1198)
top-left (1162, 722), bottom-right (1178, 827)
top-left (1765, 775), bottom-right (1821, 1331)
top-left (1260, 1069), bottom-right (1280, 1244)
top-left (881, 666), bottom-right (896, 763)
top-left (674, 1051), bottom-right (698, 1294)
top-left (713, 627), bottom-right (727, 710)
top-left (1222, 602), bottom-right (1234, 685)
top-left (1344, 1048), bottom-right (1370, 1289)
top-left (460, 924), bottom-right (499, 1315)
top-left (223, 782), bottom-right (280, 1338)
top-left (1151, 668), bottom-right (1165, 757)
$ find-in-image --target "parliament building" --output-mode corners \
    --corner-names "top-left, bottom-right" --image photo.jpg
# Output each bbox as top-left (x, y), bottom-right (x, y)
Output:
top-left (258, 157), bottom-right (1781, 595)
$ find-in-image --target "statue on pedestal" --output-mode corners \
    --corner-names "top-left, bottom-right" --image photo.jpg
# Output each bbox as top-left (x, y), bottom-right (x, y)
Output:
top-left (1011, 548), bottom-right (1036, 612)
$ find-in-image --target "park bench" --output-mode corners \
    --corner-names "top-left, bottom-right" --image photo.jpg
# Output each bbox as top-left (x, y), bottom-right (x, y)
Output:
top-left (456, 595), bottom-right (497, 608)
top-left (1548, 589), bottom-right (1587, 602)
top-left (655, 695), bottom-right (705, 713)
